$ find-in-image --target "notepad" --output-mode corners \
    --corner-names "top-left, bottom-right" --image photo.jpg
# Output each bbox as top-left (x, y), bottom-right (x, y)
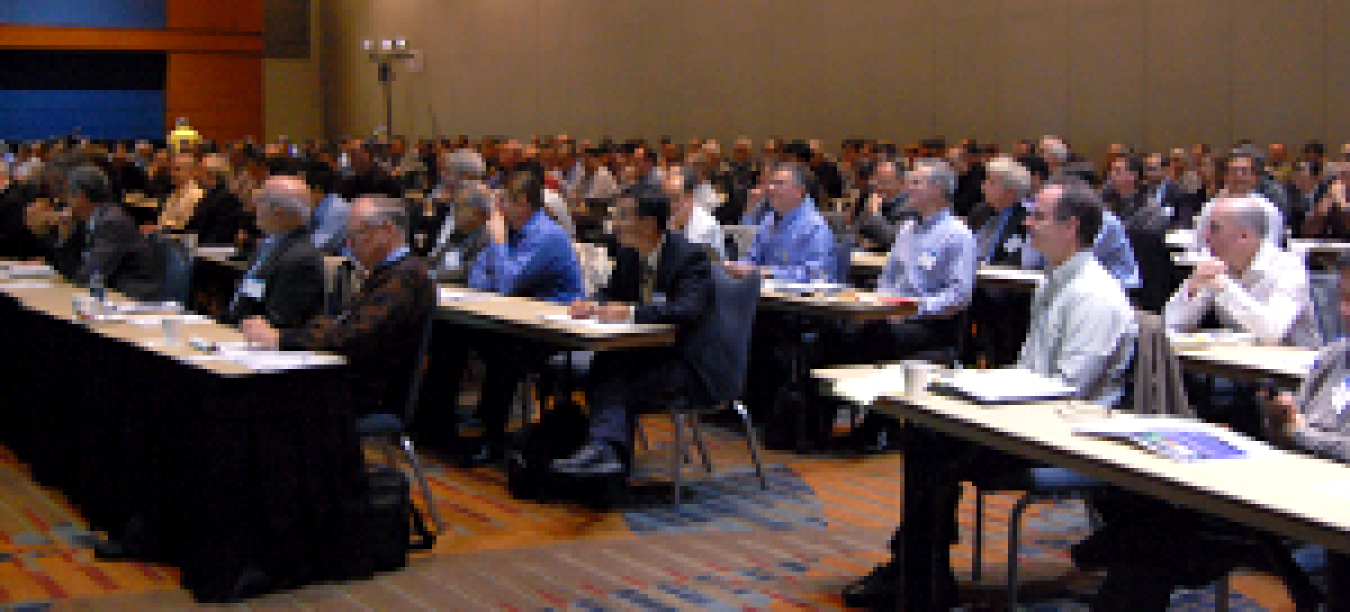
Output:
top-left (929, 368), bottom-right (1077, 404)
top-left (832, 369), bottom-right (906, 405)
top-left (537, 313), bottom-right (639, 330)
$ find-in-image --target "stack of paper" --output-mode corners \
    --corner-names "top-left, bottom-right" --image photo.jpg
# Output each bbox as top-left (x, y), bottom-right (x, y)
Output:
top-left (930, 368), bottom-right (1077, 404)
top-left (831, 369), bottom-right (906, 405)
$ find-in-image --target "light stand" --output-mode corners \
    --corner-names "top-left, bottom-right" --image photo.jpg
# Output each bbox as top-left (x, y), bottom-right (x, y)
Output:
top-left (363, 38), bottom-right (415, 136)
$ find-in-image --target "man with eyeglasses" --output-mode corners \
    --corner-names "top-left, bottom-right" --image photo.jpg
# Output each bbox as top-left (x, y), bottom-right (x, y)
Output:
top-left (844, 180), bottom-right (1137, 609)
top-left (242, 196), bottom-right (435, 419)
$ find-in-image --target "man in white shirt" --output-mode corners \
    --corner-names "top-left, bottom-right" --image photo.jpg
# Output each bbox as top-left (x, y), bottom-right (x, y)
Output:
top-left (664, 166), bottom-right (725, 260)
top-left (1164, 196), bottom-right (1320, 347)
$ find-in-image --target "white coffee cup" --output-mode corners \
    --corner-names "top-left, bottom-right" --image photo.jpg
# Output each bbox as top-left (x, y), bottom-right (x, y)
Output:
top-left (905, 362), bottom-right (939, 398)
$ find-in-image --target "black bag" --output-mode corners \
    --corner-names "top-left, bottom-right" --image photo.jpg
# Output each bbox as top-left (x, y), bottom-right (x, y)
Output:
top-left (350, 466), bottom-right (436, 574)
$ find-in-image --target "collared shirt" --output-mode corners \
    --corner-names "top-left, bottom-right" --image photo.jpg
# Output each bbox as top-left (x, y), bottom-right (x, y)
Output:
top-left (1022, 208), bottom-right (1140, 290)
top-left (1017, 250), bottom-right (1138, 407)
top-left (1290, 340), bottom-right (1350, 462)
top-left (1163, 244), bottom-right (1321, 347)
top-left (467, 209), bottom-right (584, 304)
top-left (739, 196), bottom-right (837, 282)
top-left (683, 205), bottom-right (726, 260)
top-left (878, 208), bottom-right (975, 318)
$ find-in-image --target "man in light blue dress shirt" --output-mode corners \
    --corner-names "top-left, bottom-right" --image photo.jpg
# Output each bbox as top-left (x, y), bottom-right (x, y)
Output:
top-left (726, 163), bottom-right (837, 283)
top-left (1021, 204), bottom-right (1141, 291)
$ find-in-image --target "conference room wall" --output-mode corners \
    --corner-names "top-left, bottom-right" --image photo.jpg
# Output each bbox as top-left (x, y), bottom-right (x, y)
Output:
top-left (264, 0), bottom-right (324, 141)
top-left (314, 0), bottom-right (1347, 158)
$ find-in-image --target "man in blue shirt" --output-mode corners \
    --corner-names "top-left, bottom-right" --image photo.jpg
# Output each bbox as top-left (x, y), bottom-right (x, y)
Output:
top-left (455, 172), bottom-right (584, 466)
top-left (728, 163), bottom-right (840, 447)
top-left (727, 163), bottom-right (838, 283)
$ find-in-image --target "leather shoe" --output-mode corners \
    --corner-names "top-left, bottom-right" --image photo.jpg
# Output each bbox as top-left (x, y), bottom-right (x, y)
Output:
top-left (552, 441), bottom-right (625, 476)
top-left (840, 560), bottom-right (958, 610)
top-left (93, 538), bottom-right (136, 561)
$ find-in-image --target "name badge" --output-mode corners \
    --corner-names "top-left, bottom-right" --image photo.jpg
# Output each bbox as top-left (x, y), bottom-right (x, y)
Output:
top-left (918, 250), bottom-right (938, 270)
top-left (1337, 378), bottom-right (1350, 415)
top-left (442, 249), bottom-right (462, 270)
top-left (1004, 235), bottom-right (1024, 253)
top-left (241, 278), bottom-right (265, 300)
top-left (652, 292), bottom-right (667, 305)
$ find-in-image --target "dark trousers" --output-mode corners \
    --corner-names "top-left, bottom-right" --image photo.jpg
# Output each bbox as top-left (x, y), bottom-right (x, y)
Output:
top-left (585, 349), bottom-right (690, 447)
top-left (887, 426), bottom-right (1032, 591)
top-left (473, 332), bottom-right (552, 443)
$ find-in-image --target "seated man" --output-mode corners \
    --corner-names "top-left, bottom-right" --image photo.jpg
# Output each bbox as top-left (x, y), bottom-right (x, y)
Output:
top-left (457, 172), bottom-right (585, 465)
top-left (1085, 255), bottom-right (1350, 611)
top-left (844, 180), bottom-right (1138, 609)
top-left (1022, 192), bottom-right (1141, 292)
top-left (664, 166), bottom-right (726, 260)
top-left (552, 192), bottom-right (714, 476)
top-left (834, 159), bottom-right (975, 362)
top-left (1165, 195), bottom-right (1319, 347)
top-left (39, 166), bottom-right (161, 300)
top-left (221, 175), bottom-right (325, 329)
top-left (426, 184), bottom-right (492, 283)
top-left (241, 196), bottom-right (434, 417)
top-left (184, 154), bottom-right (249, 246)
top-left (725, 162), bottom-right (838, 438)
top-left (969, 156), bottom-right (1036, 366)
top-left (853, 160), bottom-right (912, 253)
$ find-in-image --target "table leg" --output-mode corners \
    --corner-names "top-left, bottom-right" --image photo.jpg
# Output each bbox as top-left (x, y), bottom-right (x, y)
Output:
top-left (901, 423), bottom-right (945, 609)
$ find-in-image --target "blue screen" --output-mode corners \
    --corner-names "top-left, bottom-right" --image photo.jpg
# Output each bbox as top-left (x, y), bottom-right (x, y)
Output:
top-left (0, 90), bottom-right (164, 141)
top-left (0, 1), bottom-right (166, 28)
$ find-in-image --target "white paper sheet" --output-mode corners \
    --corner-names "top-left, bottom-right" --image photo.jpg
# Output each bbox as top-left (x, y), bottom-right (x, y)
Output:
top-left (832, 370), bottom-right (906, 405)
top-left (439, 288), bottom-right (500, 302)
top-left (537, 313), bottom-right (641, 330)
top-left (0, 281), bottom-right (55, 290)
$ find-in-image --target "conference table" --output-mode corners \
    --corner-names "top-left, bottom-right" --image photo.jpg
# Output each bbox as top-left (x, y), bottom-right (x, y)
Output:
top-left (851, 251), bottom-right (1045, 292)
top-left (0, 264), bottom-right (365, 602)
top-left (817, 364), bottom-right (1350, 609)
top-left (1173, 342), bottom-right (1318, 386)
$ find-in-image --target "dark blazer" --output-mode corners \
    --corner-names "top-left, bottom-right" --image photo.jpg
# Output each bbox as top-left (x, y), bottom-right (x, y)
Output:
top-left (223, 228), bottom-right (325, 329)
top-left (282, 253), bottom-right (435, 416)
top-left (975, 203), bottom-right (1031, 266)
top-left (599, 233), bottom-right (721, 402)
top-left (52, 204), bottom-right (161, 301)
top-left (855, 195), bottom-right (913, 252)
top-left (185, 184), bottom-right (247, 245)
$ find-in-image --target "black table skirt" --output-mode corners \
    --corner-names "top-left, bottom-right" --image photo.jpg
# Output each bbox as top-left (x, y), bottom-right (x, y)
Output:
top-left (0, 291), bottom-right (368, 601)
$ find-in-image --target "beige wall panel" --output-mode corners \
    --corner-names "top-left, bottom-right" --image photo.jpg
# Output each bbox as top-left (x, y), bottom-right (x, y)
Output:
top-left (934, 0), bottom-right (1003, 147)
top-left (533, 0), bottom-right (576, 137)
top-left (998, 0), bottom-right (1072, 144)
top-left (1230, 0), bottom-right (1324, 147)
top-left (1144, 0), bottom-right (1230, 151)
top-left (1068, 0), bottom-right (1146, 159)
top-left (759, 0), bottom-right (834, 142)
top-left (1328, 0), bottom-right (1350, 146)
top-left (265, 0), bottom-right (323, 141)
top-left (676, 0), bottom-right (779, 144)
top-left (817, 0), bottom-right (935, 146)
top-left (634, 1), bottom-right (689, 139)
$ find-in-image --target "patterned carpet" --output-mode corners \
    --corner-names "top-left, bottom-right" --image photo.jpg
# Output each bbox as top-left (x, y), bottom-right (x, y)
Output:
top-left (0, 418), bottom-right (1294, 610)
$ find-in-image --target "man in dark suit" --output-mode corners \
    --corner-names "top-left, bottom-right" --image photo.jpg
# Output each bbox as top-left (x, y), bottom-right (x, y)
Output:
top-left (552, 191), bottom-right (716, 476)
top-left (1143, 152), bottom-right (1201, 228)
top-left (184, 154), bottom-right (249, 246)
top-left (242, 196), bottom-right (435, 418)
top-left (41, 166), bottom-right (161, 301)
top-left (221, 175), bottom-right (325, 330)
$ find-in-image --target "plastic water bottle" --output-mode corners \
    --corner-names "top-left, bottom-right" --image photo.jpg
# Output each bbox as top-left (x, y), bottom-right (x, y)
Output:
top-left (88, 269), bottom-right (106, 312)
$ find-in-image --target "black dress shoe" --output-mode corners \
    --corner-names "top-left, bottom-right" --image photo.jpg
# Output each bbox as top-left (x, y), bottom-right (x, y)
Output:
top-left (840, 560), bottom-right (958, 610)
top-left (93, 538), bottom-right (136, 561)
top-left (551, 441), bottom-right (624, 476)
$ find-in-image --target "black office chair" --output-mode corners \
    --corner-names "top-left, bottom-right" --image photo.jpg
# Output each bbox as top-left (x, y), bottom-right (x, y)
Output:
top-left (150, 233), bottom-right (192, 305)
top-left (355, 319), bottom-right (443, 535)
top-left (641, 267), bottom-right (767, 503)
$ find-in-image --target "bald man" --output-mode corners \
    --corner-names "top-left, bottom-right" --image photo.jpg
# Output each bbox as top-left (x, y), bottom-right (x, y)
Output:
top-left (223, 176), bottom-right (325, 330)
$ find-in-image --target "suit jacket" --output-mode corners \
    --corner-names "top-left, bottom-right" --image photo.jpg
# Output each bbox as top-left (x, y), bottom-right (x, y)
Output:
top-left (185, 184), bottom-right (247, 245)
top-left (598, 233), bottom-right (719, 402)
top-left (52, 204), bottom-right (161, 301)
top-left (975, 203), bottom-right (1031, 267)
top-left (281, 253), bottom-right (435, 416)
top-left (224, 228), bottom-right (325, 328)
